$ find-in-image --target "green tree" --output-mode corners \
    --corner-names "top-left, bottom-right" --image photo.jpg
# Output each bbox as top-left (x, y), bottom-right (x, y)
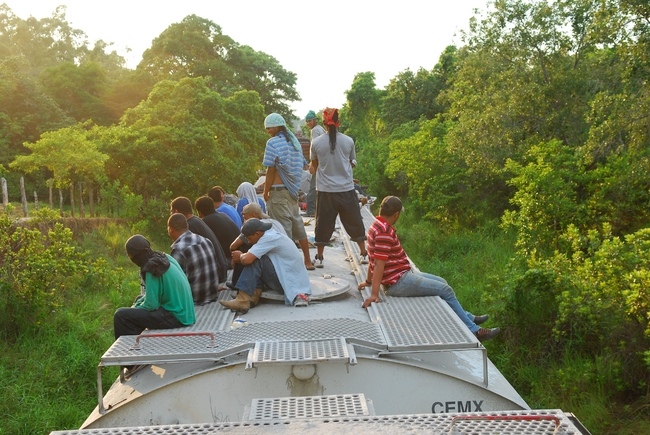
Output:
top-left (10, 122), bottom-right (108, 215)
top-left (0, 57), bottom-right (73, 165)
top-left (138, 15), bottom-right (299, 120)
top-left (100, 77), bottom-right (267, 200)
top-left (39, 61), bottom-right (112, 125)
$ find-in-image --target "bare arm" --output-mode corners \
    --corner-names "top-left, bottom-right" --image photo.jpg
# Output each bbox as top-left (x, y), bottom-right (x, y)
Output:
top-left (361, 259), bottom-right (386, 308)
top-left (263, 166), bottom-right (276, 202)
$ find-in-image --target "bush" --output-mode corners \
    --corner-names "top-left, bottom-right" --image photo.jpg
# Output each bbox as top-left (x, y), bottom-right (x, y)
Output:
top-left (0, 210), bottom-right (119, 339)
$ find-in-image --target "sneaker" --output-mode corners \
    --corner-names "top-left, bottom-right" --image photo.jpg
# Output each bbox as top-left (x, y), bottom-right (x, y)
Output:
top-left (359, 252), bottom-right (369, 265)
top-left (475, 327), bottom-right (500, 342)
top-left (294, 294), bottom-right (309, 307)
top-left (473, 314), bottom-right (489, 325)
top-left (314, 255), bottom-right (324, 268)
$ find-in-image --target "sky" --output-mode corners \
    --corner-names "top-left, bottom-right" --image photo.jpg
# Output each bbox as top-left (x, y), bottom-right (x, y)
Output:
top-left (6, 0), bottom-right (489, 119)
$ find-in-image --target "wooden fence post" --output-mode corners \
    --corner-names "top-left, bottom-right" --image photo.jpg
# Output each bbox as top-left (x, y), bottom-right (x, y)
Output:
top-left (1, 178), bottom-right (7, 213)
top-left (49, 178), bottom-right (54, 209)
top-left (69, 183), bottom-right (75, 218)
top-left (20, 177), bottom-right (28, 217)
top-left (78, 181), bottom-right (85, 218)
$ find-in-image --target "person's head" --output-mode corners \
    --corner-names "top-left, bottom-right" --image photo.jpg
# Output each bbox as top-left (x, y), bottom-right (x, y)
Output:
top-left (125, 234), bottom-right (152, 267)
top-left (208, 186), bottom-right (224, 204)
top-left (264, 113), bottom-right (291, 143)
top-left (195, 195), bottom-right (216, 218)
top-left (322, 107), bottom-right (340, 150)
top-left (305, 110), bottom-right (319, 129)
top-left (379, 196), bottom-right (404, 223)
top-left (236, 182), bottom-right (257, 200)
top-left (240, 218), bottom-right (272, 245)
top-left (242, 202), bottom-right (268, 221)
top-left (167, 213), bottom-right (188, 241)
top-left (170, 196), bottom-right (193, 216)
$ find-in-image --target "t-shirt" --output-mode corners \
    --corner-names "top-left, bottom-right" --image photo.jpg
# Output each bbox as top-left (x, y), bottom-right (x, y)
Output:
top-left (310, 132), bottom-right (356, 192)
top-left (249, 229), bottom-right (311, 304)
top-left (263, 132), bottom-right (307, 200)
top-left (134, 255), bottom-right (196, 325)
top-left (202, 211), bottom-right (240, 259)
top-left (367, 216), bottom-right (411, 285)
top-left (187, 215), bottom-right (228, 282)
top-left (310, 124), bottom-right (326, 141)
top-left (217, 203), bottom-right (243, 228)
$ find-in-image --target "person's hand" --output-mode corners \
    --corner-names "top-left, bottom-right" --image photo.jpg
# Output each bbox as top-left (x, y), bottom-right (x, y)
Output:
top-left (357, 281), bottom-right (369, 291)
top-left (263, 191), bottom-right (270, 202)
top-left (232, 250), bottom-right (242, 263)
top-left (362, 295), bottom-right (380, 309)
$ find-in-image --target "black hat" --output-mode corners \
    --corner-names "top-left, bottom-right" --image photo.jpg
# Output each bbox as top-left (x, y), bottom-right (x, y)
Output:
top-left (241, 218), bottom-right (272, 237)
top-left (380, 196), bottom-right (404, 216)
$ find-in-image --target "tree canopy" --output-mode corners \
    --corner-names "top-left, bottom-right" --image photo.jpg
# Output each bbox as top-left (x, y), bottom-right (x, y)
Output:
top-left (139, 15), bottom-right (300, 120)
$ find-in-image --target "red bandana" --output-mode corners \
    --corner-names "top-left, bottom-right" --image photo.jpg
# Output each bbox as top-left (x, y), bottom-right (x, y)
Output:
top-left (322, 107), bottom-right (340, 127)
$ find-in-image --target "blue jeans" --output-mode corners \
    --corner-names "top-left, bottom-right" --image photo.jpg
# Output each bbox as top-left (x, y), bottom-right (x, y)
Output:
top-left (386, 269), bottom-right (479, 333)
top-left (235, 255), bottom-right (288, 303)
top-left (113, 306), bottom-right (184, 339)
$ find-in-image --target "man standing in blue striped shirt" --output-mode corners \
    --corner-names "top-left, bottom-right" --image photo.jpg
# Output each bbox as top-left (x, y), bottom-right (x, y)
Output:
top-left (262, 113), bottom-right (315, 270)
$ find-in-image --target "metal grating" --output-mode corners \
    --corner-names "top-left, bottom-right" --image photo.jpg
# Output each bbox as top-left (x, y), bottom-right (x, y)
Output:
top-left (49, 410), bottom-right (585, 434)
top-left (101, 318), bottom-right (385, 366)
top-left (251, 338), bottom-right (350, 365)
top-left (247, 394), bottom-right (370, 420)
top-left (372, 295), bottom-right (478, 351)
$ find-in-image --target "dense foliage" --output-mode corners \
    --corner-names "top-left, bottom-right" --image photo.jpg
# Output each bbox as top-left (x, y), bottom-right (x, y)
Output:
top-left (338, 0), bottom-right (650, 431)
top-left (0, 5), bottom-right (298, 212)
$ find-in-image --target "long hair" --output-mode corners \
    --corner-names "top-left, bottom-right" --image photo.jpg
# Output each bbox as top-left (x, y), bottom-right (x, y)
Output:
top-left (325, 118), bottom-right (338, 153)
top-left (278, 126), bottom-right (292, 144)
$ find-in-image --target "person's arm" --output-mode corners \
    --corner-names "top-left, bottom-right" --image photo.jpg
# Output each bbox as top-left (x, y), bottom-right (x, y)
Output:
top-left (264, 166), bottom-right (276, 202)
top-left (362, 259), bottom-right (386, 308)
top-left (231, 247), bottom-right (259, 266)
top-left (310, 158), bottom-right (319, 175)
top-left (134, 273), bottom-right (162, 311)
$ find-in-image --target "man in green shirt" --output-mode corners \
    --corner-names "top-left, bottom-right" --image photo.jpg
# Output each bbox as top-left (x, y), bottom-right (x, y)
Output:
top-left (113, 235), bottom-right (196, 339)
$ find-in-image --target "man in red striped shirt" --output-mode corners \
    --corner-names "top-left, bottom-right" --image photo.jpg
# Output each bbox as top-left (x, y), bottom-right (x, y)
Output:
top-left (359, 196), bottom-right (500, 341)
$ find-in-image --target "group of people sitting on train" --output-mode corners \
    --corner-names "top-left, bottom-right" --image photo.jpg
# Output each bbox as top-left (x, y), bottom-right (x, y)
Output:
top-left (113, 111), bottom-right (499, 363)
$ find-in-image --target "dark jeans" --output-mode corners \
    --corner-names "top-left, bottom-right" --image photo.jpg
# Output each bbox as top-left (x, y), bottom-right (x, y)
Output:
top-left (306, 173), bottom-right (317, 214)
top-left (114, 306), bottom-right (183, 339)
top-left (235, 255), bottom-right (283, 296)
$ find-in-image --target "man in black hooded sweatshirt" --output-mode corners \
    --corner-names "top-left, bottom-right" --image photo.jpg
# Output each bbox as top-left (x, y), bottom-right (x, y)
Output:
top-left (113, 235), bottom-right (196, 340)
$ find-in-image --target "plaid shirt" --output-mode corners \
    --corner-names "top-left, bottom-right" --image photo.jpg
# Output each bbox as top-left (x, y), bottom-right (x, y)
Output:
top-left (170, 231), bottom-right (220, 305)
top-left (367, 216), bottom-right (411, 285)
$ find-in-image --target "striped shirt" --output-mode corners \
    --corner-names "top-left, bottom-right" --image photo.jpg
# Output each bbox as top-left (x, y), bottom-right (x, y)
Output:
top-left (263, 131), bottom-right (307, 200)
top-left (367, 216), bottom-right (411, 285)
top-left (170, 231), bottom-right (220, 305)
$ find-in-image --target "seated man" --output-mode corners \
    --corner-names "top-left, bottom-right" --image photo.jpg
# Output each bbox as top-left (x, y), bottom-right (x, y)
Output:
top-left (242, 202), bottom-right (285, 234)
top-left (114, 235), bottom-right (195, 340)
top-left (358, 196), bottom-right (500, 342)
top-left (208, 186), bottom-right (243, 227)
top-left (221, 219), bottom-right (311, 313)
top-left (168, 213), bottom-right (221, 305)
top-left (170, 196), bottom-right (229, 283)
top-left (195, 195), bottom-right (240, 262)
